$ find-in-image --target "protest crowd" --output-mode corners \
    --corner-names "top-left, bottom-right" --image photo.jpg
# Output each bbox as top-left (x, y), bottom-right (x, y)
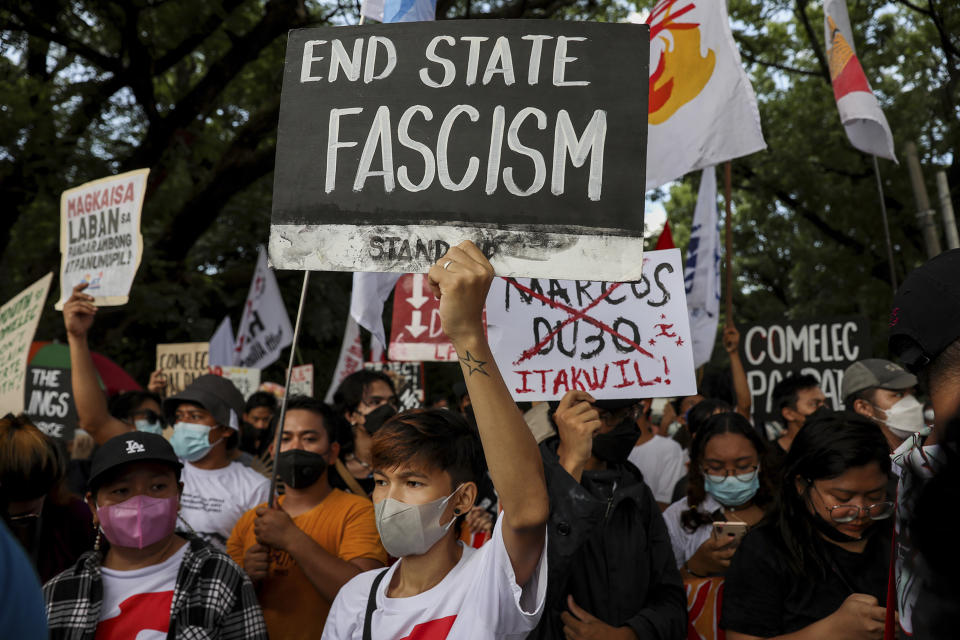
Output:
top-left (2, 1), bottom-right (959, 640)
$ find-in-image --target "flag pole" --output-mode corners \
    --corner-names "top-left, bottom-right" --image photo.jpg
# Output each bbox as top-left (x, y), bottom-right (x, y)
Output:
top-left (723, 161), bottom-right (734, 323)
top-left (268, 271), bottom-right (311, 507)
top-left (871, 155), bottom-right (898, 292)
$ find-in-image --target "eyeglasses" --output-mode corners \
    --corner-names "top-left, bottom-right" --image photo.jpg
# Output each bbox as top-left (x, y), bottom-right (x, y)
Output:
top-left (701, 465), bottom-right (760, 483)
top-left (812, 485), bottom-right (894, 523)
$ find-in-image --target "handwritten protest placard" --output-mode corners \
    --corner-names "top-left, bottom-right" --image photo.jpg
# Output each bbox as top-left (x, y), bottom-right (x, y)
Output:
top-left (389, 274), bottom-right (457, 362)
top-left (486, 249), bottom-right (696, 400)
top-left (156, 342), bottom-right (209, 395)
top-left (269, 20), bottom-right (649, 281)
top-left (0, 273), bottom-right (53, 414)
top-left (24, 366), bottom-right (77, 440)
top-left (740, 317), bottom-right (871, 424)
top-left (364, 361), bottom-right (424, 411)
top-left (210, 366), bottom-right (261, 399)
top-left (55, 169), bottom-right (149, 309)
top-left (289, 364), bottom-right (315, 397)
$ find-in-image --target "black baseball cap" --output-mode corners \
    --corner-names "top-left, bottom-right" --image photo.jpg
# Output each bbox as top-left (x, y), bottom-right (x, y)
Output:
top-left (163, 374), bottom-right (244, 430)
top-left (889, 249), bottom-right (960, 373)
top-left (88, 431), bottom-right (182, 492)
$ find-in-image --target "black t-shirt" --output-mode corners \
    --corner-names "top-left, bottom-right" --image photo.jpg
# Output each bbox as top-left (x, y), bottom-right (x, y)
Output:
top-left (721, 521), bottom-right (891, 637)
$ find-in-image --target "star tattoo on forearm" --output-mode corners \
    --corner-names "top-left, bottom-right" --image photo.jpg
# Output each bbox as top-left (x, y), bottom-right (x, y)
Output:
top-left (459, 351), bottom-right (489, 376)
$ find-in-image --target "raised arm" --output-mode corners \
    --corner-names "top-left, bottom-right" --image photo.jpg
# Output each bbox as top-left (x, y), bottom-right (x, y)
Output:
top-left (427, 242), bottom-right (549, 586)
top-left (724, 325), bottom-right (752, 419)
top-left (63, 283), bottom-right (132, 444)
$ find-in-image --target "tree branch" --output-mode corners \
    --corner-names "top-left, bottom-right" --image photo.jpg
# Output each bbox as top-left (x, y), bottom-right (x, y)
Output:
top-left (794, 0), bottom-right (832, 85)
top-left (152, 0), bottom-right (248, 73)
top-left (6, 8), bottom-right (121, 74)
top-left (738, 47), bottom-right (822, 78)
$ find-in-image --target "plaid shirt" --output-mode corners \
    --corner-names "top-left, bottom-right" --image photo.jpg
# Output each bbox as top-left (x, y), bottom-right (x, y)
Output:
top-left (42, 533), bottom-right (268, 640)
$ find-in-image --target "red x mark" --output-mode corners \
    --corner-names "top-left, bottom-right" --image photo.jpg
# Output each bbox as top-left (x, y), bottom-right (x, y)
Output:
top-left (505, 279), bottom-right (656, 365)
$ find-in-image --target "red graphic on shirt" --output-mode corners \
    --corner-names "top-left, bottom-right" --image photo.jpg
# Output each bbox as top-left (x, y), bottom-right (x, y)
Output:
top-left (399, 615), bottom-right (458, 639)
top-left (95, 591), bottom-right (173, 639)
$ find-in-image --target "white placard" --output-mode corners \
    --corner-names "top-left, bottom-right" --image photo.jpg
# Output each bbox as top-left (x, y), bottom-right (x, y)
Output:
top-left (0, 273), bottom-right (53, 414)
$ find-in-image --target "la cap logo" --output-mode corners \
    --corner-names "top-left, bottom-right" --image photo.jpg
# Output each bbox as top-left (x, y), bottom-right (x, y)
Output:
top-left (125, 440), bottom-right (146, 454)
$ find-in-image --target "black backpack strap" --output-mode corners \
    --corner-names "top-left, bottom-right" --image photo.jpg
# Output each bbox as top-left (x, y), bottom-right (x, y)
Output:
top-left (363, 569), bottom-right (390, 640)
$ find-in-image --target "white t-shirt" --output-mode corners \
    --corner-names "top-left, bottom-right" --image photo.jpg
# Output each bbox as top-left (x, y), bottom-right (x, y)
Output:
top-left (662, 494), bottom-right (722, 569)
top-left (627, 435), bottom-right (686, 503)
top-left (97, 542), bottom-right (187, 639)
top-left (178, 461), bottom-right (270, 549)
top-left (322, 517), bottom-right (547, 640)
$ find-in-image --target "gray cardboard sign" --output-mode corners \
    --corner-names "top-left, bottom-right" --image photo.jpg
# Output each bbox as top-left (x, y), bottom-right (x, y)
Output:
top-left (270, 20), bottom-right (649, 281)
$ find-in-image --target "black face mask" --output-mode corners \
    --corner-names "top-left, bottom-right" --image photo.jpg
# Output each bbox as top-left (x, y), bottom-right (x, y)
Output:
top-left (277, 449), bottom-right (329, 489)
top-left (592, 418), bottom-right (639, 464)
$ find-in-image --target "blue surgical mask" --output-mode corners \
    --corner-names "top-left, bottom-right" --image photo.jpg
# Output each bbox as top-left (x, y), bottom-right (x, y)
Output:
top-left (170, 422), bottom-right (220, 462)
top-left (703, 469), bottom-right (760, 507)
top-left (135, 419), bottom-right (164, 435)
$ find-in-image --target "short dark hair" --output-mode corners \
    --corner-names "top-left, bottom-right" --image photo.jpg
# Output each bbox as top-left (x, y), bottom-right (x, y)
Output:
top-left (282, 395), bottom-right (343, 444)
top-left (922, 338), bottom-right (960, 396)
top-left (371, 409), bottom-right (485, 489)
top-left (245, 391), bottom-right (278, 414)
top-left (108, 391), bottom-right (162, 421)
top-left (773, 410), bottom-right (891, 578)
top-left (772, 374), bottom-right (821, 415)
top-left (333, 370), bottom-right (396, 415)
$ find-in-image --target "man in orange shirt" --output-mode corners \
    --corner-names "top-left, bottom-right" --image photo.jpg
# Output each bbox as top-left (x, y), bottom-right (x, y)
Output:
top-left (227, 395), bottom-right (387, 637)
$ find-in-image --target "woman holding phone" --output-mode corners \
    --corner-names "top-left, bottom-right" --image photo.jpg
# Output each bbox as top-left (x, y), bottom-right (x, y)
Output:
top-left (663, 412), bottom-right (775, 577)
top-left (721, 411), bottom-right (893, 640)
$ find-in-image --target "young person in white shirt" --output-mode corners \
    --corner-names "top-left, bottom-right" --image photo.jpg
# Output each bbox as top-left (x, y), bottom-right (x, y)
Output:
top-left (322, 242), bottom-right (550, 640)
top-left (63, 283), bottom-right (270, 549)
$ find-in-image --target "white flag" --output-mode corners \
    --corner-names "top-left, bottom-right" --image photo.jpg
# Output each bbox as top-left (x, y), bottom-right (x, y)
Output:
top-left (362, 0), bottom-right (436, 23)
top-left (208, 316), bottom-right (234, 368)
top-left (645, 0), bottom-right (766, 190)
top-left (824, 0), bottom-right (896, 161)
top-left (233, 247), bottom-right (293, 369)
top-left (350, 272), bottom-right (401, 351)
top-left (684, 166), bottom-right (721, 369)
top-left (324, 315), bottom-right (366, 403)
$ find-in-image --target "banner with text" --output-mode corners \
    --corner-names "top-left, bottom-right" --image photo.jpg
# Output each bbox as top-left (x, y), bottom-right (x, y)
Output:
top-left (56, 169), bottom-right (149, 309)
top-left (269, 20), bottom-right (650, 282)
top-left (389, 274), bottom-right (457, 362)
top-left (740, 317), bottom-right (872, 424)
top-left (24, 366), bottom-right (77, 441)
top-left (290, 364), bottom-right (315, 397)
top-left (156, 342), bottom-right (210, 395)
top-left (364, 361), bottom-right (424, 411)
top-left (486, 249), bottom-right (696, 400)
top-left (0, 273), bottom-right (53, 414)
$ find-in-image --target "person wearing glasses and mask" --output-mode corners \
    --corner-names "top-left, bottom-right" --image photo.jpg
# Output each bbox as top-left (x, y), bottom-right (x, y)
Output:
top-left (108, 390), bottom-right (167, 436)
top-left (63, 283), bottom-right (270, 550)
top-left (663, 412), bottom-right (775, 578)
top-left (721, 411), bottom-right (894, 640)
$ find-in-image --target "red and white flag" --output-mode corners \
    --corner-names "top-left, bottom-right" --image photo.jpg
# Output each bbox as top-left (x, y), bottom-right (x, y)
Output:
top-left (824, 0), bottom-right (896, 161)
top-left (644, 0), bottom-right (766, 190)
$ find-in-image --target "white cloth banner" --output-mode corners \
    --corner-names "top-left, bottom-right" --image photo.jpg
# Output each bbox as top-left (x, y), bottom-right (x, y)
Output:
top-left (233, 247), bottom-right (293, 369)
top-left (325, 315), bottom-right (365, 404)
top-left (824, 0), bottom-right (896, 161)
top-left (208, 316), bottom-right (235, 368)
top-left (684, 166), bottom-right (721, 369)
top-left (350, 272), bottom-right (401, 351)
top-left (644, 0), bottom-right (766, 190)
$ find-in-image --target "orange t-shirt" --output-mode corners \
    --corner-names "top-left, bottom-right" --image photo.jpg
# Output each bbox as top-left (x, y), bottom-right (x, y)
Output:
top-left (227, 489), bottom-right (387, 638)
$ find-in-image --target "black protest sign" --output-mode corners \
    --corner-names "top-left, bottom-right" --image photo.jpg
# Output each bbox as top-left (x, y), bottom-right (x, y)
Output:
top-left (24, 366), bottom-right (77, 441)
top-left (364, 361), bottom-right (424, 411)
top-left (740, 317), bottom-right (872, 425)
top-left (269, 20), bottom-right (649, 282)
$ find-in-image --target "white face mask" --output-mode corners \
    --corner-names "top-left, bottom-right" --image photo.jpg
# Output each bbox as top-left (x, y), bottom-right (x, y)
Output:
top-left (374, 485), bottom-right (462, 558)
top-left (874, 395), bottom-right (927, 440)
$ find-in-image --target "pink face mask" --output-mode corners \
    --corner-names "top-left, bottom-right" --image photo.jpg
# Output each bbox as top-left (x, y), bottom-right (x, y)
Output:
top-left (97, 495), bottom-right (179, 549)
